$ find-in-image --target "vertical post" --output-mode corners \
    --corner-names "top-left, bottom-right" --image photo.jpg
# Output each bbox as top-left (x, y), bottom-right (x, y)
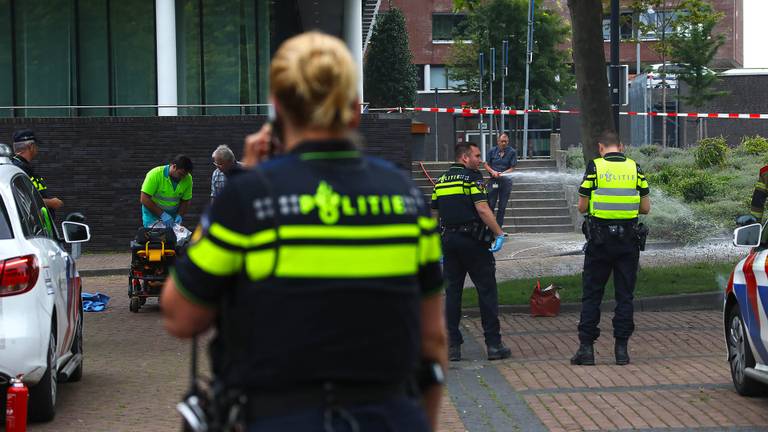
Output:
top-left (522, 0), bottom-right (535, 159)
top-left (479, 52), bottom-right (486, 161)
top-left (490, 47), bottom-right (495, 149)
top-left (156, 0), bottom-right (178, 116)
top-left (344, 0), bottom-right (364, 106)
top-left (434, 87), bottom-right (439, 161)
top-left (501, 40), bottom-right (508, 136)
top-left (610, 0), bottom-right (621, 134)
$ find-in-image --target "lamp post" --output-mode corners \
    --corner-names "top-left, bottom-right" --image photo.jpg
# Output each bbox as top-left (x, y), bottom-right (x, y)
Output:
top-left (490, 47), bottom-right (496, 146)
top-left (479, 52), bottom-right (486, 160)
top-left (610, 0), bottom-right (621, 134)
top-left (501, 40), bottom-right (508, 136)
top-left (522, 0), bottom-right (535, 159)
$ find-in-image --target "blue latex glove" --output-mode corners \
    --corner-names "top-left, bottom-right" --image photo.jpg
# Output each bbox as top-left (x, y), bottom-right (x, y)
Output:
top-left (174, 214), bottom-right (183, 224)
top-left (160, 212), bottom-right (174, 226)
top-left (489, 235), bottom-right (505, 253)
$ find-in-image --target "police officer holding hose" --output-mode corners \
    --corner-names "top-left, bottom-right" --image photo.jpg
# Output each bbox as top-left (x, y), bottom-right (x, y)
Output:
top-left (161, 32), bottom-right (447, 431)
top-left (571, 131), bottom-right (650, 366)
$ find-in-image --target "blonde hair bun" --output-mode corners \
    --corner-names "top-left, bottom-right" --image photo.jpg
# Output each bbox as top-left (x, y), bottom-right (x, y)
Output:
top-left (270, 31), bottom-right (358, 132)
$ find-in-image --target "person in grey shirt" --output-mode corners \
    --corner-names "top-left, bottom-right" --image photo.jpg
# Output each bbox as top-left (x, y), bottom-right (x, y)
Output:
top-left (210, 144), bottom-right (242, 201)
top-left (483, 132), bottom-right (517, 229)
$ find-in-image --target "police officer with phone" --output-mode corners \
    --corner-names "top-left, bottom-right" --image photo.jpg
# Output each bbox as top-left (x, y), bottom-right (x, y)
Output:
top-left (162, 32), bottom-right (447, 431)
top-left (571, 131), bottom-right (651, 366)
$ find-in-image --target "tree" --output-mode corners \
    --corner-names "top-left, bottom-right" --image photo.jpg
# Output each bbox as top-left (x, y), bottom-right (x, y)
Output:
top-left (631, 0), bottom-right (687, 147)
top-left (363, 8), bottom-right (417, 108)
top-left (669, 0), bottom-right (726, 142)
top-left (446, 0), bottom-right (574, 111)
top-left (568, 0), bottom-right (614, 162)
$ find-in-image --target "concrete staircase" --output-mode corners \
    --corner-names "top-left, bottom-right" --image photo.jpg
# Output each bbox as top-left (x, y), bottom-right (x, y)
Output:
top-left (412, 160), bottom-right (575, 234)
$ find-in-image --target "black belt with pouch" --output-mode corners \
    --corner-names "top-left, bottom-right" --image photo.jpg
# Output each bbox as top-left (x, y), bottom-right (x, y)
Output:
top-left (442, 221), bottom-right (493, 244)
top-left (583, 217), bottom-right (649, 250)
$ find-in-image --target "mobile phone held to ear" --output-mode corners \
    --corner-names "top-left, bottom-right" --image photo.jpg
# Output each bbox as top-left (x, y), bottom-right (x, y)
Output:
top-left (267, 104), bottom-right (284, 157)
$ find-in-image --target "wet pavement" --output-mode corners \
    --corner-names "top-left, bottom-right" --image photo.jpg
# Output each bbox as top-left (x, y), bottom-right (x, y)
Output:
top-left (19, 275), bottom-right (768, 432)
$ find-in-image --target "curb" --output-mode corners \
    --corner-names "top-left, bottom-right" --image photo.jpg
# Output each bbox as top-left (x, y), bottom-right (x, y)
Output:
top-left (82, 267), bottom-right (725, 314)
top-left (80, 268), bottom-right (128, 277)
top-left (464, 291), bottom-right (723, 317)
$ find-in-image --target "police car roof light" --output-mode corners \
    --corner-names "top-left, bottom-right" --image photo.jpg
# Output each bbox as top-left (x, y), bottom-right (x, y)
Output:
top-left (0, 143), bottom-right (12, 159)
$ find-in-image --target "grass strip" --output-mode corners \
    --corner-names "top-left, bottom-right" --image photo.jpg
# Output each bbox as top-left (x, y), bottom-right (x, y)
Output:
top-left (461, 260), bottom-right (737, 307)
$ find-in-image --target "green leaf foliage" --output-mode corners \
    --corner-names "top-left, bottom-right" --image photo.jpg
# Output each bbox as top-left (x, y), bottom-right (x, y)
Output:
top-left (694, 136), bottom-right (728, 168)
top-left (446, 0), bottom-right (574, 108)
top-left (363, 8), bottom-right (417, 108)
top-left (739, 135), bottom-right (768, 156)
top-left (669, 0), bottom-right (727, 107)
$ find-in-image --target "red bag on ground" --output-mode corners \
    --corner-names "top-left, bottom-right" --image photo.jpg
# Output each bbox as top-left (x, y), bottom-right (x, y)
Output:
top-left (530, 280), bottom-right (561, 317)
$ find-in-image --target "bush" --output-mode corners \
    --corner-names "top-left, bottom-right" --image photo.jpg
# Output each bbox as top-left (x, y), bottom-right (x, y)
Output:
top-left (679, 174), bottom-right (718, 202)
top-left (644, 190), bottom-right (719, 244)
top-left (565, 147), bottom-right (585, 169)
top-left (694, 136), bottom-right (728, 168)
top-left (740, 135), bottom-right (768, 155)
top-left (648, 165), bottom-right (688, 195)
top-left (638, 144), bottom-right (661, 157)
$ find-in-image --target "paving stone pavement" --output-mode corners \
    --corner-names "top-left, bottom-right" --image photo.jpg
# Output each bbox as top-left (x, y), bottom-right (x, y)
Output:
top-left (16, 276), bottom-right (768, 431)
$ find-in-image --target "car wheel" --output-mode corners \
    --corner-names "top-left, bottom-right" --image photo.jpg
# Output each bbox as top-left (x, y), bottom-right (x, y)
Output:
top-left (727, 305), bottom-right (766, 396)
top-left (28, 330), bottom-right (57, 422)
top-left (68, 300), bottom-right (84, 382)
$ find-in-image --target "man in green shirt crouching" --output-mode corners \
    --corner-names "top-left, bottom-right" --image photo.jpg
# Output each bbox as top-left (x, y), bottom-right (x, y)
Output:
top-left (140, 155), bottom-right (194, 228)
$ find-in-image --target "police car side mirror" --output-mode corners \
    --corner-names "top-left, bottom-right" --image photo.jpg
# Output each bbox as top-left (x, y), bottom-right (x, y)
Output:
top-left (62, 221), bottom-right (91, 244)
top-left (733, 223), bottom-right (762, 248)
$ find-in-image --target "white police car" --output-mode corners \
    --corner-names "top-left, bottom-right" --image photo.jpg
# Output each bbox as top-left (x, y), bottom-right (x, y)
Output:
top-left (0, 143), bottom-right (91, 421)
top-left (725, 222), bottom-right (768, 396)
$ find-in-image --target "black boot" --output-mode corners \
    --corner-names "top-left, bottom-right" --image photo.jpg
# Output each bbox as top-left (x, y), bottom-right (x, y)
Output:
top-left (449, 345), bottom-right (462, 362)
top-left (570, 344), bottom-right (595, 365)
top-left (615, 340), bottom-right (630, 365)
top-left (487, 343), bottom-right (512, 360)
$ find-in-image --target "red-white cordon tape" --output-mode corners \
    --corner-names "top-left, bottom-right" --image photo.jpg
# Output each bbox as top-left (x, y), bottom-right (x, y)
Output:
top-left (402, 107), bottom-right (768, 119)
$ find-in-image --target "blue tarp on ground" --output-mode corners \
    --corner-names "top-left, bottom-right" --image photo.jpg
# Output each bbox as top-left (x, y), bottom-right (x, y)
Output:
top-left (82, 292), bottom-right (110, 312)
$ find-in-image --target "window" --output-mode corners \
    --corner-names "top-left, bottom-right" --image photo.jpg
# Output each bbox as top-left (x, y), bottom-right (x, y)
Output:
top-left (432, 13), bottom-right (467, 41)
top-left (0, 199), bottom-right (14, 240)
top-left (12, 175), bottom-right (47, 238)
top-left (602, 12), bottom-right (635, 41)
top-left (416, 65), bottom-right (425, 91)
top-left (427, 65), bottom-right (464, 91)
top-left (637, 10), bottom-right (688, 40)
top-left (176, 0), bottom-right (267, 115)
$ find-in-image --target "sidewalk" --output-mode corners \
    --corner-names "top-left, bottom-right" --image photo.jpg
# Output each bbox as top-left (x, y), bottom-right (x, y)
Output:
top-left (77, 233), bottom-right (745, 282)
top-left (439, 310), bottom-right (768, 432)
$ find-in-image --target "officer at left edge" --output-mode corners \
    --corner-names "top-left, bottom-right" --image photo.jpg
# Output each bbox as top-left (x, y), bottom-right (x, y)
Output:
top-left (11, 129), bottom-right (64, 211)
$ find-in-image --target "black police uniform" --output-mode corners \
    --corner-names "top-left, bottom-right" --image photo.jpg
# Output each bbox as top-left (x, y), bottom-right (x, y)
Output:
top-left (577, 152), bottom-right (650, 349)
top-left (172, 139), bottom-right (443, 430)
top-left (431, 163), bottom-right (502, 350)
top-left (12, 155), bottom-right (50, 199)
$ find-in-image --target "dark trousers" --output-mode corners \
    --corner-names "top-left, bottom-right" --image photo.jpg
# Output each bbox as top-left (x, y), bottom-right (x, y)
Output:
top-left (578, 235), bottom-right (640, 344)
top-left (442, 232), bottom-right (502, 347)
top-left (246, 397), bottom-right (429, 432)
top-left (487, 177), bottom-right (512, 228)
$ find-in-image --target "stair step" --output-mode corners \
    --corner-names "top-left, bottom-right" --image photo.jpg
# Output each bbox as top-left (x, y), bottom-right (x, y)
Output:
top-left (504, 224), bottom-right (574, 234)
top-left (507, 199), bottom-right (569, 208)
top-left (509, 190), bottom-right (564, 200)
top-left (506, 207), bottom-right (571, 217)
top-left (412, 167), bottom-right (556, 179)
top-left (504, 215), bottom-right (572, 226)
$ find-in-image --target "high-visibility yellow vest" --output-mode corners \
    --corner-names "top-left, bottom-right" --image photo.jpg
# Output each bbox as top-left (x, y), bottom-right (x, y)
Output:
top-left (589, 157), bottom-right (640, 220)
